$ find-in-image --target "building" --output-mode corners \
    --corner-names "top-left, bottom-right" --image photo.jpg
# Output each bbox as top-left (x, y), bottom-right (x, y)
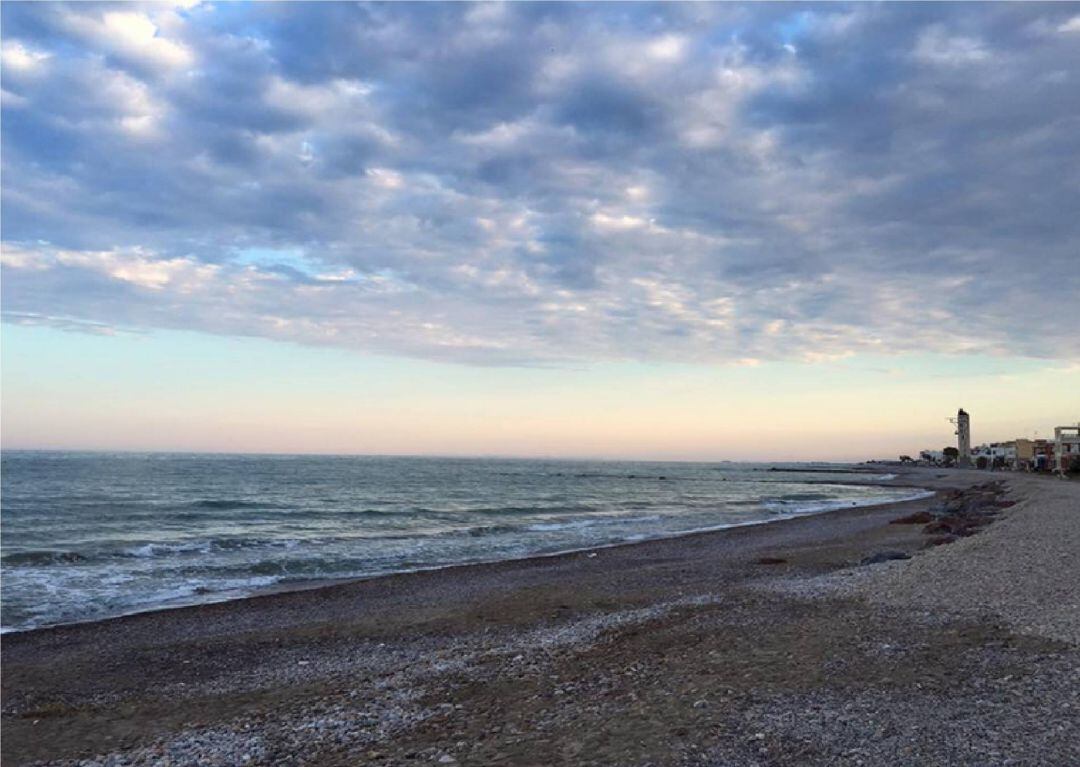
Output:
top-left (955, 408), bottom-right (972, 468)
top-left (970, 442), bottom-right (1017, 469)
top-left (1054, 423), bottom-right (1080, 474)
top-left (919, 449), bottom-right (945, 465)
top-left (914, 416), bottom-right (1077, 473)
top-left (1014, 439), bottom-right (1035, 470)
top-left (1033, 439), bottom-right (1056, 472)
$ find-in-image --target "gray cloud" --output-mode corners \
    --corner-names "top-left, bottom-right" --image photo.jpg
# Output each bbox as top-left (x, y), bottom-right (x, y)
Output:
top-left (2, 1), bottom-right (1078, 366)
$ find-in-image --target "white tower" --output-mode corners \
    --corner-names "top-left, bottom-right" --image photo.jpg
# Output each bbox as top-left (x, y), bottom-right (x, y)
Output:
top-left (956, 408), bottom-right (971, 468)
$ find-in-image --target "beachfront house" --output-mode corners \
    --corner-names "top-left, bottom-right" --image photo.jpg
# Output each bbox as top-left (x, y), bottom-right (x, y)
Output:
top-left (1032, 440), bottom-right (1057, 472)
top-left (1014, 439), bottom-right (1035, 470)
top-left (970, 442), bottom-right (1017, 469)
top-left (921, 434), bottom-right (1076, 473)
top-left (919, 449), bottom-right (945, 465)
top-left (1055, 424), bottom-right (1080, 474)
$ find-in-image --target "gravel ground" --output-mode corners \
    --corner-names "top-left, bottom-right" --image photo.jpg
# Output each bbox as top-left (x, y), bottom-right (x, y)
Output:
top-left (772, 471), bottom-right (1080, 644)
top-left (4, 469), bottom-right (1079, 767)
top-left (854, 473), bottom-right (1080, 644)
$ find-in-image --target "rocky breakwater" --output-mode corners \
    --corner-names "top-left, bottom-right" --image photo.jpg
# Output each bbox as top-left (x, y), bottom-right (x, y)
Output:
top-left (889, 480), bottom-right (1014, 548)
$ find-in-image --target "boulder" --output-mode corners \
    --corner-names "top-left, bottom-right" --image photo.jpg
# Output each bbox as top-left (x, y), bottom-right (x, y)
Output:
top-left (860, 550), bottom-right (912, 565)
top-left (890, 511), bottom-right (933, 525)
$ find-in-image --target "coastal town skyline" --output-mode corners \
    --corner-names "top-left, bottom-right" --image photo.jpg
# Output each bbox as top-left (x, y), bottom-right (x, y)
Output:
top-left (913, 408), bottom-right (1080, 474)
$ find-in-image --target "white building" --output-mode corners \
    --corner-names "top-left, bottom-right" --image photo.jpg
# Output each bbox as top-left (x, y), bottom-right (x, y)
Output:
top-left (1055, 423), bottom-right (1080, 474)
top-left (970, 443), bottom-right (1015, 467)
top-left (920, 449), bottom-right (945, 464)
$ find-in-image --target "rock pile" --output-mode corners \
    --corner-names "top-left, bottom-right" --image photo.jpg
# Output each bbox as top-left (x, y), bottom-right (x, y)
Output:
top-left (895, 481), bottom-right (1009, 548)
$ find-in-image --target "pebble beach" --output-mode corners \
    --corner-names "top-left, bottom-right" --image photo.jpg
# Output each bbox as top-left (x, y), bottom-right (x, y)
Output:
top-left (3, 468), bottom-right (1078, 766)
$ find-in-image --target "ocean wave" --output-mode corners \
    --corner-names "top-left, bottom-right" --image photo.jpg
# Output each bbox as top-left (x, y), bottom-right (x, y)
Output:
top-left (218, 557), bottom-right (377, 578)
top-left (761, 492), bottom-right (833, 504)
top-left (466, 524), bottom-right (519, 537)
top-left (417, 504), bottom-right (601, 517)
top-left (189, 499), bottom-right (266, 510)
top-left (167, 506), bottom-right (406, 522)
top-left (2, 538), bottom-right (306, 567)
top-left (125, 542), bottom-right (213, 558)
top-left (1, 549), bottom-right (87, 566)
top-left (491, 471), bottom-right (681, 481)
top-left (123, 538), bottom-right (303, 558)
top-left (525, 514), bottom-right (663, 533)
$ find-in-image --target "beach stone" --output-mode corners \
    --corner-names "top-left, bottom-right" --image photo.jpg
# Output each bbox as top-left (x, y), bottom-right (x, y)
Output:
top-left (890, 511), bottom-right (933, 525)
top-left (923, 519), bottom-right (956, 535)
top-left (860, 551), bottom-right (911, 566)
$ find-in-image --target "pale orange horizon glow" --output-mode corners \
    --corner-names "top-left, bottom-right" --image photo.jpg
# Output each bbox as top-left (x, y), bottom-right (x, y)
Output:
top-left (4, 326), bottom-right (1077, 462)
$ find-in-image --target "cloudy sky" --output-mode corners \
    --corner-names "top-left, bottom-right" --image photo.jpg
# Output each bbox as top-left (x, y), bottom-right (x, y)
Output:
top-left (2, 2), bottom-right (1078, 458)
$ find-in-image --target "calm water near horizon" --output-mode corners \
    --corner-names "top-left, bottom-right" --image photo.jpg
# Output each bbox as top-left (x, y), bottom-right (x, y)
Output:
top-left (0, 451), bottom-right (923, 632)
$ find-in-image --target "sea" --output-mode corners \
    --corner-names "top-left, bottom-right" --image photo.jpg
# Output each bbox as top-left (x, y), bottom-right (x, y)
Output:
top-left (0, 451), bottom-right (924, 632)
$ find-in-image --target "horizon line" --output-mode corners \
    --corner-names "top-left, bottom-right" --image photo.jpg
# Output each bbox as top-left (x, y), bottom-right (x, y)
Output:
top-left (0, 446), bottom-right (871, 465)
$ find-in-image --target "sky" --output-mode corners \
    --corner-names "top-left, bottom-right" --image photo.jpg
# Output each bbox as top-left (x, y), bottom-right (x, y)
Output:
top-left (1, 1), bottom-right (1078, 460)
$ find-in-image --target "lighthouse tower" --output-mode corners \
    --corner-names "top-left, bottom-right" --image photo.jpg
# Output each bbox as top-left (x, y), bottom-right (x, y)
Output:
top-left (956, 408), bottom-right (972, 468)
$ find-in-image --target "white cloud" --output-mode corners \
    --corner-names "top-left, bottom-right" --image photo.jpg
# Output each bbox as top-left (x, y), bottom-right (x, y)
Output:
top-left (676, 49), bottom-right (805, 149)
top-left (1, 245), bottom-right (51, 270)
top-left (457, 118), bottom-right (534, 149)
top-left (366, 168), bottom-right (404, 189)
top-left (1058, 15), bottom-right (1080, 34)
top-left (1, 40), bottom-right (51, 72)
top-left (102, 70), bottom-right (167, 137)
top-left (264, 76), bottom-right (374, 120)
top-left (646, 34), bottom-right (687, 63)
top-left (590, 211), bottom-right (649, 232)
top-left (7, 246), bottom-right (220, 291)
top-left (913, 25), bottom-right (990, 66)
top-left (1, 88), bottom-right (29, 109)
top-left (61, 8), bottom-right (194, 73)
